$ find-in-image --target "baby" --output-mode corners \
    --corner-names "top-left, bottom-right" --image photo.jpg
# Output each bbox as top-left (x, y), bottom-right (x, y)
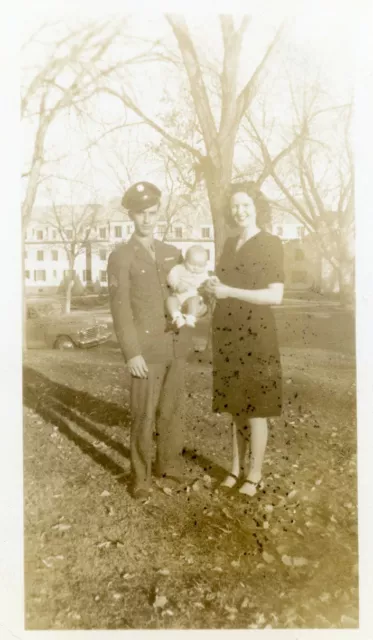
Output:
top-left (167, 245), bottom-right (210, 328)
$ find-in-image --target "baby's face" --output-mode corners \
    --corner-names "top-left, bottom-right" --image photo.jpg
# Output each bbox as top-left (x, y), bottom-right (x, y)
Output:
top-left (185, 254), bottom-right (207, 274)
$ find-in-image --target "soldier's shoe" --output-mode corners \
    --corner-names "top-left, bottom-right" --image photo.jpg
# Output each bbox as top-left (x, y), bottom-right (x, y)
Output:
top-left (131, 486), bottom-right (152, 500)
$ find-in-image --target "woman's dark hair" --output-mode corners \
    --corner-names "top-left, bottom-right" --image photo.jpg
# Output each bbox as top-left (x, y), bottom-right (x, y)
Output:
top-left (227, 181), bottom-right (272, 230)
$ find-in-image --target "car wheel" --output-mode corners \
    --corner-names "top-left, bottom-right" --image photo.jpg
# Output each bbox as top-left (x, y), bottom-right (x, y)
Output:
top-left (54, 335), bottom-right (75, 351)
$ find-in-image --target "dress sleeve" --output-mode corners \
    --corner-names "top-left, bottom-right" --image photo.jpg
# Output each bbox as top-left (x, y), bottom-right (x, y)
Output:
top-left (266, 236), bottom-right (285, 284)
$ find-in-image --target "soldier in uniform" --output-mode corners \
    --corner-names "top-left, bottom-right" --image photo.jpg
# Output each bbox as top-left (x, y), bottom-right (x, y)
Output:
top-left (107, 182), bottom-right (193, 499)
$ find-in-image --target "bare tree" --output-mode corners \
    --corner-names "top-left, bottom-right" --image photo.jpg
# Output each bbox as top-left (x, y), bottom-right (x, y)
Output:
top-left (242, 87), bottom-right (354, 302)
top-left (99, 15), bottom-right (284, 259)
top-left (45, 198), bottom-right (106, 313)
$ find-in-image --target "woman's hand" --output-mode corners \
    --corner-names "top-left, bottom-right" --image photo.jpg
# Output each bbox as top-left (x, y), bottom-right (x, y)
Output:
top-left (209, 282), bottom-right (232, 300)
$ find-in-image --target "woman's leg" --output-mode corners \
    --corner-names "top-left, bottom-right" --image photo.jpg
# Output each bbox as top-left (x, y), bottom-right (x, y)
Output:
top-left (239, 417), bottom-right (268, 496)
top-left (220, 420), bottom-right (249, 487)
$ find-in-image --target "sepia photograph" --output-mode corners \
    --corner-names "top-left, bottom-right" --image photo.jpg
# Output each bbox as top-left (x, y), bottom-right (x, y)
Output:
top-left (12, 0), bottom-right (370, 633)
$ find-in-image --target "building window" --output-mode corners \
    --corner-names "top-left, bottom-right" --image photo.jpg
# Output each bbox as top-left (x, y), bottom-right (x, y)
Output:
top-left (202, 227), bottom-right (211, 239)
top-left (34, 270), bottom-right (46, 281)
top-left (157, 224), bottom-right (167, 237)
top-left (36, 230), bottom-right (43, 240)
top-left (83, 270), bottom-right (92, 282)
top-left (51, 250), bottom-right (58, 261)
top-left (291, 270), bottom-right (308, 284)
top-left (114, 225), bottom-right (122, 238)
top-left (99, 249), bottom-right (107, 261)
top-left (52, 270), bottom-right (58, 279)
top-left (25, 270), bottom-right (30, 280)
top-left (99, 227), bottom-right (107, 239)
top-left (297, 226), bottom-right (305, 239)
top-left (52, 230), bottom-right (57, 240)
top-left (206, 249), bottom-right (211, 260)
top-left (63, 269), bottom-right (75, 279)
top-left (65, 229), bottom-right (73, 239)
top-left (276, 226), bottom-right (283, 237)
top-left (295, 248), bottom-right (305, 261)
top-left (174, 227), bottom-right (183, 239)
top-left (126, 225), bottom-right (132, 235)
top-left (37, 250), bottom-right (44, 261)
top-left (100, 270), bottom-right (107, 282)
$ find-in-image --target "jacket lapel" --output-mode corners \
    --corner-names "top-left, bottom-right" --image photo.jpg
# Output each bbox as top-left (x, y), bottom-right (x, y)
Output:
top-left (129, 235), bottom-right (155, 266)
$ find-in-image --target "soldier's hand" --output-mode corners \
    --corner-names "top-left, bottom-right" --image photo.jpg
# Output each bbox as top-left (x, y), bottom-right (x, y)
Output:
top-left (127, 355), bottom-right (149, 378)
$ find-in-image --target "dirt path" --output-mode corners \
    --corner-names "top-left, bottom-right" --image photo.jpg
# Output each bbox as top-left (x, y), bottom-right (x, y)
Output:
top-left (23, 347), bottom-right (357, 629)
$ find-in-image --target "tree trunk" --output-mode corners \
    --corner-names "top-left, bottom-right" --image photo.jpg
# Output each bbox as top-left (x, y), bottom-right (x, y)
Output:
top-left (204, 163), bottom-right (232, 264)
top-left (64, 279), bottom-right (74, 314)
top-left (337, 259), bottom-right (354, 307)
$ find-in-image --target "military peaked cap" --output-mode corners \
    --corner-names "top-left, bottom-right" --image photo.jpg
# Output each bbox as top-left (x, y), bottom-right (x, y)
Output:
top-left (121, 181), bottom-right (162, 212)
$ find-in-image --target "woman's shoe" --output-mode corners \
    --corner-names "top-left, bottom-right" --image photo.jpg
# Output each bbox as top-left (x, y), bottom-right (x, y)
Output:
top-left (237, 478), bottom-right (264, 498)
top-left (217, 472), bottom-right (240, 494)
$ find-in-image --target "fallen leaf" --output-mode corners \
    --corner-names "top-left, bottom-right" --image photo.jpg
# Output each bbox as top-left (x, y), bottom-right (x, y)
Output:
top-left (100, 490), bottom-right (111, 497)
top-left (293, 557), bottom-right (308, 567)
top-left (113, 593), bottom-right (122, 600)
top-left (225, 605), bottom-right (238, 614)
top-left (97, 541), bottom-right (111, 549)
top-left (264, 505), bottom-right (274, 513)
top-left (263, 521), bottom-right (269, 530)
top-left (194, 602), bottom-right (205, 609)
top-left (222, 507), bottom-right (234, 520)
top-left (162, 609), bottom-right (174, 617)
top-left (262, 552), bottom-right (275, 564)
top-left (153, 595), bottom-right (168, 609)
top-left (192, 480), bottom-right (201, 492)
top-left (287, 490), bottom-right (297, 500)
top-left (240, 597), bottom-right (249, 609)
top-left (255, 612), bottom-right (266, 625)
top-left (340, 615), bottom-right (358, 626)
top-left (51, 523), bottom-right (71, 532)
top-left (319, 593), bottom-right (331, 603)
top-left (231, 560), bottom-right (240, 568)
top-left (281, 555), bottom-right (293, 566)
top-left (163, 487), bottom-right (172, 496)
top-left (157, 568), bottom-right (170, 576)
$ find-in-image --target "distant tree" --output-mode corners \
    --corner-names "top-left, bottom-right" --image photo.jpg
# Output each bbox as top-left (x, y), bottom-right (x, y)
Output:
top-left (45, 197), bottom-right (106, 313)
top-left (242, 86), bottom-right (354, 303)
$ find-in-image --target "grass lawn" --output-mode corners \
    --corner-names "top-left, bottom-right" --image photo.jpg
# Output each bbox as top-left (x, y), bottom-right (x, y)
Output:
top-left (23, 339), bottom-right (357, 630)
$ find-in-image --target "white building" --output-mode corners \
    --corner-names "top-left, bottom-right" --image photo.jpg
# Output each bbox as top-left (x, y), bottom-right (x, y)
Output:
top-left (24, 201), bottom-right (216, 293)
top-left (24, 202), bottom-right (306, 293)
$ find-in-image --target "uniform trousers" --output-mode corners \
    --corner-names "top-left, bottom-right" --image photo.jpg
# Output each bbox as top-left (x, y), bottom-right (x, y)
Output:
top-left (130, 358), bottom-right (186, 490)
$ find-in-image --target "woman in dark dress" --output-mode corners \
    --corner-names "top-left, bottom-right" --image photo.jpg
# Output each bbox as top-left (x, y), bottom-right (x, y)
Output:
top-left (206, 182), bottom-right (285, 498)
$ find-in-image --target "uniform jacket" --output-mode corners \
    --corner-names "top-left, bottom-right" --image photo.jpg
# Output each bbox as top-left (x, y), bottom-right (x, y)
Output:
top-left (107, 235), bottom-right (193, 363)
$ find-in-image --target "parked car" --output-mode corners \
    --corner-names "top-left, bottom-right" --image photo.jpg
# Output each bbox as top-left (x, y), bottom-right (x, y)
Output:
top-left (26, 301), bottom-right (112, 350)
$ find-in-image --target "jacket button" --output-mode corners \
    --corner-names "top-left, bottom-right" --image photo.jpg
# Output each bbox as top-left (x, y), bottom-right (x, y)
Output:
top-left (145, 330), bottom-right (150, 334)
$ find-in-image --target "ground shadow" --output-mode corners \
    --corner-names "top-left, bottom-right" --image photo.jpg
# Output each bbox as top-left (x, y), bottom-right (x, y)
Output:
top-left (23, 366), bottom-right (225, 485)
top-left (23, 366), bottom-right (131, 484)
top-left (182, 447), bottom-right (227, 481)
